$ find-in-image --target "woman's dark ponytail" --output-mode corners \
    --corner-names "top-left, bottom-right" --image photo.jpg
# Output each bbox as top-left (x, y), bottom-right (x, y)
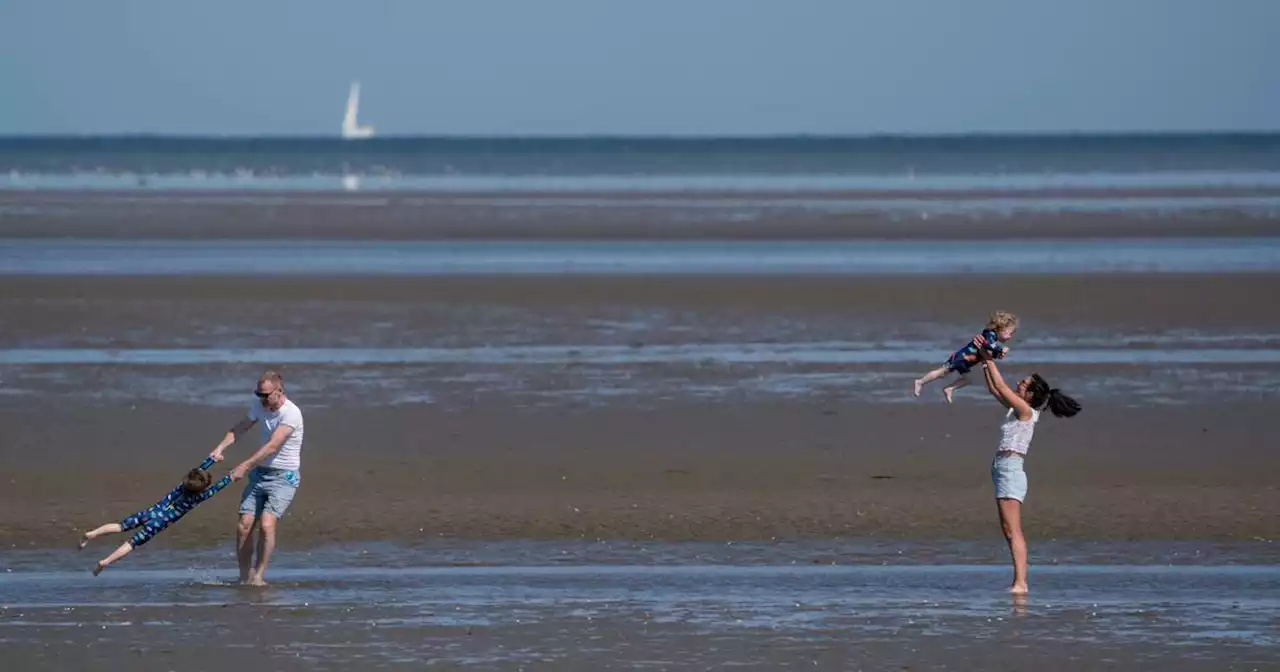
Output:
top-left (1028, 374), bottom-right (1082, 418)
top-left (1045, 388), bottom-right (1081, 418)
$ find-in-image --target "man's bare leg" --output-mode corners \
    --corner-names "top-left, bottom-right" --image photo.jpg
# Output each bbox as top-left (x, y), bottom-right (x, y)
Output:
top-left (248, 513), bottom-right (279, 586)
top-left (236, 513), bottom-right (258, 584)
top-left (94, 541), bottom-right (134, 576)
top-left (80, 523), bottom-right (123, 550)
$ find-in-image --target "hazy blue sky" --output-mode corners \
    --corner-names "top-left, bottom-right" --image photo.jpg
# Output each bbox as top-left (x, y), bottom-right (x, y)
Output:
top-left (2, 0), bottom-right (1277, 136)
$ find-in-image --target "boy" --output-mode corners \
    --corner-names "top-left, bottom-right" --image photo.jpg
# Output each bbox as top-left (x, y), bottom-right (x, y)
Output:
top-left (80, 456), bottom-right (233, 575)
top-left (914, 311), bottom-right (1018, 403)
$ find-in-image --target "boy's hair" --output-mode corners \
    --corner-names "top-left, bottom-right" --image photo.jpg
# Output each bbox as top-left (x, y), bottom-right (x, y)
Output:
top-left (182, 467), bottom-right (213, 494)
top-left (987, 311), bottom-right (1019, 332)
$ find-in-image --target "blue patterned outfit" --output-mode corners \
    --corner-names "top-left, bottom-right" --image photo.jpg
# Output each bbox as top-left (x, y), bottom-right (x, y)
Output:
top-left (945, 328), bottom-right (1009, 375)
top-left (118, 458), bottom-right (233, 547)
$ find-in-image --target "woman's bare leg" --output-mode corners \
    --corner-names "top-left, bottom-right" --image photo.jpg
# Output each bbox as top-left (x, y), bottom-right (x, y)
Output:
top-left (997, 498), bottom-right (1029, 594)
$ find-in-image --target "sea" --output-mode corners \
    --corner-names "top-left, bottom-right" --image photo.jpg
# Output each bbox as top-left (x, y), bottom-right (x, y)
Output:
top-left (3, 133), bottom-right (1280, 193)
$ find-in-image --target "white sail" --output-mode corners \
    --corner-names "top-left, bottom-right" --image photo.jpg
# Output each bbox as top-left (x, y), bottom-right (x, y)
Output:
top-left (341, 81), bottom-right (375, 139)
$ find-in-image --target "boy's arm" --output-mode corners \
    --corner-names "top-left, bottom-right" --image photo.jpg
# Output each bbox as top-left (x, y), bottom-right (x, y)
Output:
top-left (979, 329), bottom-right (1008, 358)
top-left (193, 474), bottom-right (234, 503)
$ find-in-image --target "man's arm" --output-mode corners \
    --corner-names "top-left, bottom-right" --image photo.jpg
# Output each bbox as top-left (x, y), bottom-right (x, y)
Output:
top-left (211, 415), bottom-right (256, 460)
top-left (230, 424), bottom-right (295, 480)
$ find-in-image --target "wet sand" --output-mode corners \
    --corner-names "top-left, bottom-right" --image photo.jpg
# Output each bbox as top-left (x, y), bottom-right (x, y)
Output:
top-left (5, 273), bottom-right (1280, 344)
top-left (3, 400), bottom-right (1278, 548)
top-left (2, 270), bottom-right (1278, 548)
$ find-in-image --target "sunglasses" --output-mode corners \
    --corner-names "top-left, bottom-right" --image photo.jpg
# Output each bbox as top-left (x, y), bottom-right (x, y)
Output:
top-left (254, 390), bottom-right (275, 399)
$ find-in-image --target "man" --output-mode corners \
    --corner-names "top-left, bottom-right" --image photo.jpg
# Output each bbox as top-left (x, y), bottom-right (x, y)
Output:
top-left (210, 370), bottom-right (304, 586)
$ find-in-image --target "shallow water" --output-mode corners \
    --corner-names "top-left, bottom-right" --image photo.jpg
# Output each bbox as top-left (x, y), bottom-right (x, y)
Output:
top-left (3, 238), bottom-right (1280, 275)
top-left (8, 169), bottom-right (1280, 195)
top-left (3, 344), bottom-right (1278, 366)
top-left (3, 542), bottom-right (1278, 670)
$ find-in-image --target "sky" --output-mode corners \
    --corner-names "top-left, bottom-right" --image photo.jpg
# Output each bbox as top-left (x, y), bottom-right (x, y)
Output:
top-left (1, 0), bottom-right (1277, 136)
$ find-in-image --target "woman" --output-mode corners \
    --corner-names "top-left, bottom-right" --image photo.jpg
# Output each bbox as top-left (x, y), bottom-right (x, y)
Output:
top-left (975, 341), bottom-right (1081, 594)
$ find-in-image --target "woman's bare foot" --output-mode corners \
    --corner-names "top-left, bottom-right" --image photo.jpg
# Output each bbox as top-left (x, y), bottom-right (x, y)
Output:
top-left (1009, 583), bottom-right (1029, 595)
top-left (78, 534), bottom-right (90, 550)
top-left (92, 561), bottom-right (106, 577)
top-left (239, 573), bottom-right (268, 587)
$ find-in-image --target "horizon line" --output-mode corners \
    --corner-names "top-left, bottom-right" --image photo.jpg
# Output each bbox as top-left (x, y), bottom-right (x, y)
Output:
top-left (3, 129), bottom-right (1280, 142)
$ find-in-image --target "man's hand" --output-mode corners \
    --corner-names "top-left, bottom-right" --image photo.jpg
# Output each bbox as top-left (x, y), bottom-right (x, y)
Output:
top-left (230, 463), bottom-right (250, 481)
top-left (209, 450), bottom-right (225, 462)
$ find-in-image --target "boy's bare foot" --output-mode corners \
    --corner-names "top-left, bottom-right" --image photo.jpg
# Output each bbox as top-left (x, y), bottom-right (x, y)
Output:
top-left (912, 380), bottom-right (924, 397)
top-left (1009, 583), bottom-right (1029, 595)
top-left (943, 387), bottom-right (955, 404)
top-left (92, 561), bottom-right (106, 577)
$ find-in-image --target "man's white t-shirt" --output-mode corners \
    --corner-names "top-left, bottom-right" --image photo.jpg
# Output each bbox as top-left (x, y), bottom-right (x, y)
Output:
top-left (247, 399), bottom-right (304, 471)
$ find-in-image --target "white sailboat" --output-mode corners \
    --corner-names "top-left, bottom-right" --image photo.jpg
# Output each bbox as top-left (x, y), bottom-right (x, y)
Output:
top-left (341, 81), bottom-right (375, 139)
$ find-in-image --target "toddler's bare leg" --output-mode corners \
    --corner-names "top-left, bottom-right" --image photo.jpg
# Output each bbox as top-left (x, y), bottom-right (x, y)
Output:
top-left (914, 366), bottom-right (951, 397)
top-left (942, 375), bottom-right (970, 403)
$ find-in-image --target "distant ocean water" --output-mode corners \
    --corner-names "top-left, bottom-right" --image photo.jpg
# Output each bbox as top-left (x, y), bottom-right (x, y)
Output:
top-left (3, 134), bottom-right (1280, 192)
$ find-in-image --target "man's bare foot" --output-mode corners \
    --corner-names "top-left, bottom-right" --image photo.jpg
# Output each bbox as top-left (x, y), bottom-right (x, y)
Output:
top-left (92, 561), bottom-right (106, 577)
top-left (913, 379), bottom-right (924, 397)
top-left (943, 387), bottom-right (955, 404)
top-left (1009, 583), bottom-right (1029, 595)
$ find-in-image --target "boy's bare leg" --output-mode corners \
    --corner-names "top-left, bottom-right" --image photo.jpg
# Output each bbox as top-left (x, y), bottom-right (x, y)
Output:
top-left (80, 523), bottom-right (123, 550)
top-left (94, 541), bottom-right (134, 576)
top-left (942, 375), bottom-right (969, 403)
top-left (914, 366), bottom-right (951, 397)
